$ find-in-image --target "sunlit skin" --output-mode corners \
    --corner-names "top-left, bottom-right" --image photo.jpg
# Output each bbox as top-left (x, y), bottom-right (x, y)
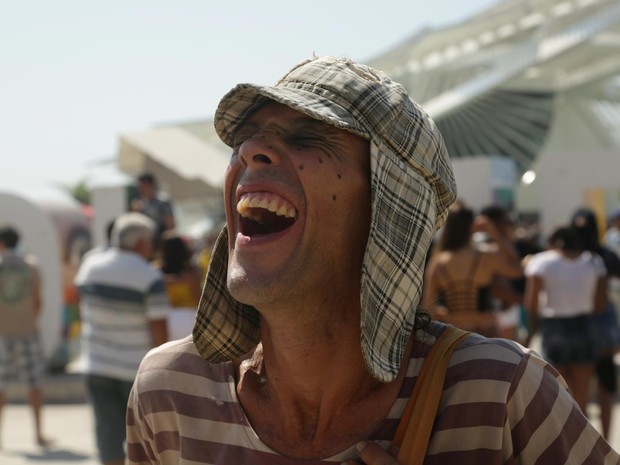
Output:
top-left (224, 103), bottom-right (411, 462)
top-left (225, 102), bottom-right (372, 318)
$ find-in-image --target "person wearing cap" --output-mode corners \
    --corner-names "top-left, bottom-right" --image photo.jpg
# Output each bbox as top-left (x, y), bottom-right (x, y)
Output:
top-left (125, 56), bottom-right (619, 464)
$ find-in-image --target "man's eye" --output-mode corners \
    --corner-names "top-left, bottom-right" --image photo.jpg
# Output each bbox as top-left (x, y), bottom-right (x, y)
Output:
top-left (232, 129), bottom-right (256, 147)
top-left (289, 134), bottom-right (322, 146)
top-left (232, 135), bottom-right (249, 148)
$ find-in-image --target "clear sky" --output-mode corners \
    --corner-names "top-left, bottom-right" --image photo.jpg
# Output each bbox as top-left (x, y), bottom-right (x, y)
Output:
top-left (0, 0), bottom-right (498, 197)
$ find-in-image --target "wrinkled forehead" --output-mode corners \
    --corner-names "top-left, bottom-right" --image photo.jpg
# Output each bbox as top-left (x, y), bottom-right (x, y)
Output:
top-left (236, 101), bottom-right (325, 132)
top-left (233, 98), bottom-right (371, 143)
top-left (230, 100), bottom-right (372, 185)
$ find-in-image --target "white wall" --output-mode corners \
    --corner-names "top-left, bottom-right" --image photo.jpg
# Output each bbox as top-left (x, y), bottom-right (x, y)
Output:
top-left (0, 192), bottom-right (63, 359)
top-left (526, 88), bottom-right (620, 232)
top-left (450, 156), bottom-right (517, 212)
top-left (536, 150), bottom-right (620, 232)
top-left (91, 186), bottom-right (128, 247)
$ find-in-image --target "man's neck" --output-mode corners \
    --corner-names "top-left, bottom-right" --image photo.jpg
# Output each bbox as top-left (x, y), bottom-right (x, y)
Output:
top-left (260, 314), bottom-right (373, 397)
top-left (234, 309), bottom-right (410, 459)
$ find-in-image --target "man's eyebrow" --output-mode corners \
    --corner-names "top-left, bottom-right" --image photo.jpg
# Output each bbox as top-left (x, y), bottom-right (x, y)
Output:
top-left (290, 115), bottom-right (339, 133)
top-left (237, 113), bottom-right (337, 135)
top-left (291, 114), bottom-right (320, 125)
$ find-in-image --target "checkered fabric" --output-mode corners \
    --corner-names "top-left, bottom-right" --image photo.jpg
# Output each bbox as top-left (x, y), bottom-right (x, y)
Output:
top-left (193, 55), bottom-right (457, 382)
top-left (0, 334), bottom-right (46, 389)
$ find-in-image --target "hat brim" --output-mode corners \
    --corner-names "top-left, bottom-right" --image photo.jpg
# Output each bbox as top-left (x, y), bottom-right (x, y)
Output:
top-left (214, 83), bottom-right (370, 148)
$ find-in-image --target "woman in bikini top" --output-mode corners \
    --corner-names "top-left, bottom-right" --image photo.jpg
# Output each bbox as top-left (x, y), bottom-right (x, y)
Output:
top-left (423, 204), bottom-right (523, 337)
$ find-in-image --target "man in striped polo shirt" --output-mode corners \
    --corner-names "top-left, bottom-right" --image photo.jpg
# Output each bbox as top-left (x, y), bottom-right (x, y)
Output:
top-left (76, 212), bottom-right (169, 465)
top-left (126, 56), bottom-right (620, 464)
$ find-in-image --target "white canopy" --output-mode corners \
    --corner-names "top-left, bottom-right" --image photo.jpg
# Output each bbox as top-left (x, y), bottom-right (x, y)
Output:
top-left (118, 127), bottom-right (230, 199)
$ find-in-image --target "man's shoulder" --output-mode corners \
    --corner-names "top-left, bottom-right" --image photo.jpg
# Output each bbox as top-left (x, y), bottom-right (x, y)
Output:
top-left (0, 251), bottom-right (35, 265)
top-left (417, 324), bottom-right (552, 406)
top-left (524, 250), bottom-right (555, 272)
top-left (0, 252), bottom-right (39, 302)
top-left (453, 331), bottom-right (532, 368)
top-left (137, 336), bottom-right (233, 385)
top-left (77, 248), bottom-right (161, 283)
top-left (19, 253), bottom-right (39, 268)
top-left (75, 249), bottom-right (114, 282)
top-left (78, 247), bottom-right (115, 268)
top-left (528, 249), bottom-right (555, 262)
top-left (141, 336), bottom-right (197, 365)
top-left (115, 251), bottom-right (162, 279)
top-left (416, 322), bottom-right (534, 376)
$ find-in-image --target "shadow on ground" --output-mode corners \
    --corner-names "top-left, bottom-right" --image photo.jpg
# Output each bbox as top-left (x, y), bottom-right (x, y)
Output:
top-left (13, 448), bottom-right (92, 461)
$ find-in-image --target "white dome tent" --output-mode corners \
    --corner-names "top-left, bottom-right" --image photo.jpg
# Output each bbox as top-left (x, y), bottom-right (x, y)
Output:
top-left (0, 191), bottom-right (75, 365)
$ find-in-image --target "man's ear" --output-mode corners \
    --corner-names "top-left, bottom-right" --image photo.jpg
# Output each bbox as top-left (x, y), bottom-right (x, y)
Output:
top-left (134, 236), bottom-right (152, 258)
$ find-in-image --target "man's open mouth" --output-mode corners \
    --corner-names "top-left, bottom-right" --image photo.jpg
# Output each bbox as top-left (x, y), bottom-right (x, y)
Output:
top-left (237, 192), bottom-right (297, 237)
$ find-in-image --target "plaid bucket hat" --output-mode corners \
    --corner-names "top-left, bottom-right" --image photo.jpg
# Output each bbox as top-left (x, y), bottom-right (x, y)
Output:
top-left (193, 55), bottom-right (457, 382)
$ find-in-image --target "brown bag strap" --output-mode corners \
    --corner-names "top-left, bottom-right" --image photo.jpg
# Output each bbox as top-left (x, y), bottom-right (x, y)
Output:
top-left (393, 326), bottom-right (470, 465)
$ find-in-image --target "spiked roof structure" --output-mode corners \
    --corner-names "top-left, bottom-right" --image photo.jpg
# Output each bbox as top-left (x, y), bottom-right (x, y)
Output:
top-left (368, 0), bottom-right (620, 173)
top-left (115, 0), bottom-right (620, 230)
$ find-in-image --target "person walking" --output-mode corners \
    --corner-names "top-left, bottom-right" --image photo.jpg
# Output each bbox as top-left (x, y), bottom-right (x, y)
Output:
top-left (571, 207), bottom-right (620, 439)
top-left (524, 225), bottom-right (607, 414)
top-left (0, 226), bottom-right (50, 448)
top-left (75, 213), bottom-right (169, 465)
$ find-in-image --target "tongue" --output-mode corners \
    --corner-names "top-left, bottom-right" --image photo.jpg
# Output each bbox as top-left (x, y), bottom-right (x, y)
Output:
top-left (241, 208), bottom-right (295, 237)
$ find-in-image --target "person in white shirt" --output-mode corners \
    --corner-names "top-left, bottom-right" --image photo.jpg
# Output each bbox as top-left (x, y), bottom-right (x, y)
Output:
top-left (75, 213), bottom-right (169, 465)
top-left (524, 225), bottom-right (606, 414)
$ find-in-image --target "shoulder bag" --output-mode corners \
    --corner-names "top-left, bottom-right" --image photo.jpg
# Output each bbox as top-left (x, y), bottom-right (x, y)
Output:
top-left (392, 325), bottom-right (470, 465)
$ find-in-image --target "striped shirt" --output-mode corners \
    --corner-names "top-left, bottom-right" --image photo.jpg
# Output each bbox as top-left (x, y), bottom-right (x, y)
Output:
top-left (75, 247), bottom-right (169, 381)
top-left (126, 321), bottom-right (620, 464)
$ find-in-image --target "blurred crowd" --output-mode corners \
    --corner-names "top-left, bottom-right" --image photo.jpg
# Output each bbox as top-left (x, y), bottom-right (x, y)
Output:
top-left (423, 199), bottom-right (620, 442)
top-left (0, 172), bottom-right (219, 463)
top-left (2, 171), bottom-right (620, 462)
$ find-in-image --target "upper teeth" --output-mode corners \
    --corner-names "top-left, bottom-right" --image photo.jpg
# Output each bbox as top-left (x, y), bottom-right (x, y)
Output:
top-left (237, 192), bottom-right (297, 219)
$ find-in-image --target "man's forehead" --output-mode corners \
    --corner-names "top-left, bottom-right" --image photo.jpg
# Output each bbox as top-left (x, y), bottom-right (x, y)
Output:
top-left (240, 101), bottom-right (338, 132)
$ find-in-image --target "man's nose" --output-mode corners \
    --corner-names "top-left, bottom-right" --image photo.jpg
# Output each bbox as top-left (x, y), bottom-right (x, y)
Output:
top-left (238, 133), bottom-right (282, 169)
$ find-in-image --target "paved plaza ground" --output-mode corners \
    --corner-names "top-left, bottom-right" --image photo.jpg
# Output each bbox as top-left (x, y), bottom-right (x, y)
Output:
top-left (1, 403), bottom-right (98, 465)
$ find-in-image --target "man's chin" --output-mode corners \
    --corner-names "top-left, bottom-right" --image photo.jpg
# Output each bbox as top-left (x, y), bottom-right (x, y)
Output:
top-left (227, 273), bottom-right (264, 306)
